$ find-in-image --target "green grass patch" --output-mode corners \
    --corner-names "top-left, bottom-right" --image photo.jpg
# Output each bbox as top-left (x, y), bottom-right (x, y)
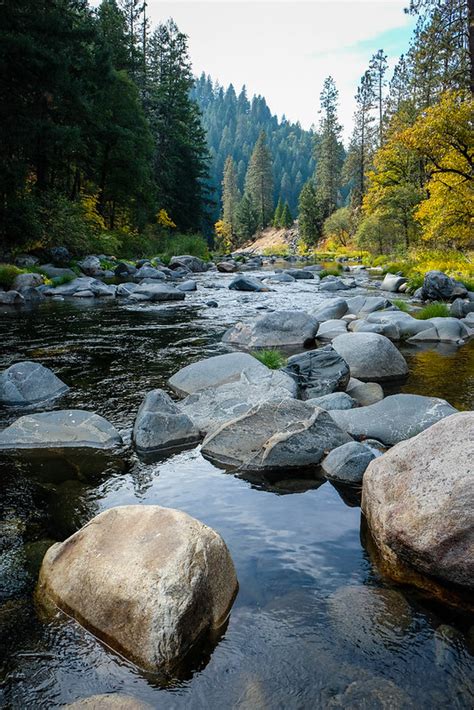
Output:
top-left (392, 299), bottom-right (411, 313)
top-left (50, 274), bottom-right (76, 287)
top-left (252, 349), bottom-right (287, 370)
top-left (415, 302), bottom-right (450, 319)
top-left (0, 264), bottom-right (24, 289)
top-left (319, 265), bottom-right (343, 278)
top-left (459, 276), bottom-right (474, 291)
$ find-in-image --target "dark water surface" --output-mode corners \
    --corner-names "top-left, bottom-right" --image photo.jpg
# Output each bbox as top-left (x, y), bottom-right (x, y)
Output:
top-left (1, 274), bottom-right (473, 708)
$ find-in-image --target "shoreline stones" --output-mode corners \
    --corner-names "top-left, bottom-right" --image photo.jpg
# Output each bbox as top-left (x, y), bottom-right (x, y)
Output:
top-left (132, 389), bottom-right (201, 454)
top-left (332, 332), bottom-right (409, 382)
top-left (36, 505), bottom-right (238, 671)
top-left (0, 361), bottom-right (69, 406)
top-left (0, 410), bottom-right (122, 451)
top-left (169, 352), bottom-right (267, 396)
top-left (362, 412), bottom-right (474, 592)
top-left (223, 311), bottom-right (319, 350)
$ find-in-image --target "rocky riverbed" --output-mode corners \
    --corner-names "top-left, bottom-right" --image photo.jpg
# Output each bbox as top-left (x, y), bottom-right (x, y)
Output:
top-left (1, 255), bottom-right (473, 708)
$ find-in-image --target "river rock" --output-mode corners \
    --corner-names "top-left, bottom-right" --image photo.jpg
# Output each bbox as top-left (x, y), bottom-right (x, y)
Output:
top-left (216, 261), bottom-right (239, 273)
top-left (265, 272), bottom-right (295, 283)
top-left (65, 695), bottom-right (152, 709)
top-left (44, 277), bottom-right (115, 298)
top-left (330, 393), bottom-right (457, 446)
top-left (0, 290), bottom-right (24, 305)
top-left (407, 316), bottom-right (471, 344)
top-left (12, 272), bottom-right (43, 290)
top-left (345, 296), bottom-right (392, 316)
top-left (0, 410), bottom-right (122, 451)
top-left (332, 333), bottom-right (408, 382)
top-left (135, 265), bottom-right (166, 280)
top-left (345, 378), bottom-right (384, 406)
top-left (421, 270), bottom-right (467, 302)
top-left (0, 361), bottom-right (69, 406)
top-left (36, 505), bottom-right (238, 671)
top-left (450, 298), bottom-right (474, 318)
top-left (169, 352), bottom-right (267, 396)
top-left (283, 346), bottom-right (350, 398)
top-left (39, 264), bottom-right (76, 279)
top-left (128, 283), bottom-right (185, 302)
top-left (365, 311), bottom-right (432, 338)
top-left (228, 275), bottom-right (269, 292)
top-left (49, 246), bottom-right (71, 266)
top-left (362, 411), bottom-right (474, 590)
top-left (381, 273), bottom-right (407, 292)
top-left (201, 399), bottom-right (351, 471)
top-left (177, 279), bottom-right (197, 292)
top-left (133, 389), bottom-right (201, 453)
top-left (169, 255), bottom-right (208, 273)
top-left (284, 269), bottom-right (314, 280)
top-left (223, 310), bottom-right (319, 349)
top-left (116, 282), bottom-right (138, 297)
top-left (322, 441), bottom-right (376, 484)
top-left (316, 319), bottom-right (348, 340)
top-left (78, 255), bottom-right (102, 277)
top-left (349, 319), bottom-right (401, 340)
top-left (306, 392), bottom-right (356, 411)
top-left (179, 368), bottom-right (296, 435)
top-left (312, 298), bottom-right (348, 321)
top-left (320, 277), bottom-right (355, 292)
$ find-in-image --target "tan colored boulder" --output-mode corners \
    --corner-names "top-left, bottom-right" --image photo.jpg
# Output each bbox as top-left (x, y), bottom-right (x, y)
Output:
top-left (64, 695), bottom-right (152, 709)
top-left (362, 412), bottom-right (474, 592)
top-left (36, 505), bottom-right (238, 671)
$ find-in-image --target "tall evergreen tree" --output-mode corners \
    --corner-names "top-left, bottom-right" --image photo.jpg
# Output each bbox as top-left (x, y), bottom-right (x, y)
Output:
top-left (314, 76), bottom-right (343, 221)
top-left (221, 155), bottom-right (241, 238)
top-left (298, 180), bottom-right (323, 245)
top-left (244, 130), bottom-right (274, 229)
top-left (369, 49), bottom-right (388, 145)
top-left (236, 193), bottom-right (258, 242)
top-left (281, 202), bottom-right (293, 228)
top-left (273, 197), bottom-right (283, 227)
top-left (343, 70), bottom-right (376, 207)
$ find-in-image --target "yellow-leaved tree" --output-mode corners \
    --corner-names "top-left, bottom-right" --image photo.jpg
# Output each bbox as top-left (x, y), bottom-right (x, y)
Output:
top-left (156, 209), bottom-right (176, 230)
top-left (214, 219), bottom-right (233, 252)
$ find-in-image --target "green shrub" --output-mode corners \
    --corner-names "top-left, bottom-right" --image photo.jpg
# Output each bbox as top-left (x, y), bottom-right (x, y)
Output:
top-left (252, 349), bottom-right (287, 369)
top-left (392, 299), bottom-right (411, 313)
top-left (406, 273), bottom-right (424, 293)
top-left (0, 264), bottom-right (23, 289)
top-left (319, 265), bottom-right (343, 278)
top-left (416, 302), bottom-right (450, 319)
top-left (459, 277), bottom-right (474, 291)
top-left (50, 274), bottom-right (76, 287)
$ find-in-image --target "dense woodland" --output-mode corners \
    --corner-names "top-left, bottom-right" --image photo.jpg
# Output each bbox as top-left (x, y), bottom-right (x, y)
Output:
top-left (0, 0), bottom-right (472, 258)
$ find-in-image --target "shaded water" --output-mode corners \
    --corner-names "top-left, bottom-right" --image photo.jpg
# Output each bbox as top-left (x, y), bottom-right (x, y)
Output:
top-left (1, 274), bottom-right (473, 708)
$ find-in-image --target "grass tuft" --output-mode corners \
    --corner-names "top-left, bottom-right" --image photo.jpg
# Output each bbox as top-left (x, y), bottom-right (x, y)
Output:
top-left (391, 299), bottom-right (411, 313)
top-left (416, 302), bottom-right (450, 319)
top-left (252, 349), bottom-right (287, 370)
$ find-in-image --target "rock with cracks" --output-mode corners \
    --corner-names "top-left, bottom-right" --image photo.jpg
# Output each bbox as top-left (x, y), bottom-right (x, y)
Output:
top-left (0, 361), bottom-right (69, 406)
top-left (283, 345), bottom-right (350, 399)
top-left (133, 389), bottom-right (201, 454)
top-left (223, 311), bottom-right (319, 350)
top-left (36, 505), bottom-right (238, 671)
top-left (168, 352), bottom-right (268, 396)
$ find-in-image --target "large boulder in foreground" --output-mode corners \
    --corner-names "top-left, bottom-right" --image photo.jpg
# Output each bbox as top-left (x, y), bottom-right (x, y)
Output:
top-left (0, 361), bottom-right (69, 406)
top-left (332, 332), bottom-right (408, 382)
top-left (133, 389), bottom-right (201, 454)
top-left (0, 410), bottom-right (122, 451)
top-left (201, 399), bottom-right (351, 471)
top-left (362, 412), bottom-right (474, 591)
top-left (330, 393), bottom-right (457, 446)
top-left (36, 505), bottom-right (238, 671)
top-left (168, 352), bottom-right (267, 396)
top-left (222, 310), bottom-right (319, 350)
top-left (179, 368), bottom-right (296, 435)
top-left (283, 345), bottom-right (350, 399)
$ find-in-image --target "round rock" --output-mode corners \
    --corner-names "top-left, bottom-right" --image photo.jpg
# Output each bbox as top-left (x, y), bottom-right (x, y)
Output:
top-left (0, 361), bottom-right (69, 406)
top-left (332, 332), bottom-right (408, 382)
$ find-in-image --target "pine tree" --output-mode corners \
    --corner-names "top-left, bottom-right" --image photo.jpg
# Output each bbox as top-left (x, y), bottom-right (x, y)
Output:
top-left (369, 49), bottom-right (388, 145)
top-left (244, 130), bottom-right (274, 229)
top-left (281, 202), bottom-right (293, 228)
top-left (236, 193), bottom-right (258, 243)
top-left (221, 155), bottom-right (241, 239)
top-left (298, 180), bottom-right (323, 246)
top-left (314, 76), bottom-right (343, 221)
top-left (273, 197), bottom-right (283, 227)
top-left (343, 70), bottom-right (376, 207)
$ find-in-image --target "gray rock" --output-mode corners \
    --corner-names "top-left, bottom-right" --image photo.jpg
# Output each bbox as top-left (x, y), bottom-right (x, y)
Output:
top-left (49, 246), bottom-right (71, 266)
top-left (312, 298), bottom-right (348, 321)
top-left (316, 319), bottom-right (348, 340)
top-left (306, 392), bottom-right (356, 411)
top-left (132, 389), bottom-right (201, 454)
top-left (265, 272), bottom-right (295, 283)
top-left (128, 283), bottom-right (185, 302)
top-left (345, 295), bottom-right (392, 316)
top-left (179, 368), bottom-right (296, 435)
top-left (223, 310), bottom-right (319, 349)
top-left (216, 261), bottom-right (239, 273)
top-left (284, 269), bottom-right (314, 280)
top-left (283, 345), bottom-right (350, 398)
top-left (18, 287), bottom-right (45, 304)
top-left (450, 298), bottom-right (474, 318)
top-left (135, 265), bottom-right (166, 280)
top-left (421, 270), bottom-right (467, 302)
top-left (228, 275), bottom-right (270, 292)
top-left (78, 256), bottom-right (102, 277)
top-left (0, 410), bottom-right (122, 451)
top-left (0, 361), bottom-right (69, 406)
top-left (169, 255), bottom-right (208, 273)
top-left (345, 378), bottom-right (384, 406)
top-left (116, 282), bottom-right (138, 297)
top-left (169, 352), bottom-right (267, 396)
top-left (332, 333), bottom-right (409, 382)
top-left (0, 290), bottom-right (23, 305)
top-left (12, 272), bottom-right (43, 290)
top-left (362, 411), bottom-right (474, 590)
top-left (407, 316), bottom-right (471, 343)
top-left (201, 399), bottom-right (352, 471)
top-left (43, 277), bottom-right (115, 298)
top-left (38, 264), bottom-right (76, 279)
top-left (14, 254), bottom-right (39, 268)
top-left (320, 278), bottom-right (355, 292)
top-left (381, 273), bottom-right (407, 292)
top-left (322, 441), bottom-right (376, 484)
top-left (349, 319), bottom-right (401, 340)
top-left (73, 290), bottom-right (95, 298)
top-left (365, 311), bottom-right (432, 338)
top-left (330, 393), bottom-right (457, 446)
top-left (177, 279), bottom-right (197, 292)
top-left (115, 262), bottom-right (136, 278)
top-left (303, 265), bottom-right (323, 272)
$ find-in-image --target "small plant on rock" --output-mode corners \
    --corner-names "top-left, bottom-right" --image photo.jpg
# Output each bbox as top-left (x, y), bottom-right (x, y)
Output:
top-left (416, 302), bottom-right (450, 319)
top-left (252, 349), bottom-right (287, 369)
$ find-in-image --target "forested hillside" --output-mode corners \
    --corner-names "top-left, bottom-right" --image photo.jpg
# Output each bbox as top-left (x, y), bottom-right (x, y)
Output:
top-left (191, 75), bottom-right (316, 221)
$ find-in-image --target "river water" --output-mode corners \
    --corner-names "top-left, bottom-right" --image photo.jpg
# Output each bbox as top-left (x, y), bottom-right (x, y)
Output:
top-left (1, 270), bottom-right (473, 708)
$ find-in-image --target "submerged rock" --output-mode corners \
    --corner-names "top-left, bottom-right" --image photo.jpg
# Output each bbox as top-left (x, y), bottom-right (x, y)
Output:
top-left (332, 332), bottom-right (408, 382)
top-left (362, 411), bottom-right (474, 591)
top-left (65, 695), bottom-right (153, 709)
top-left (201, 399), bottom-right (351, 471)
top-left (223, 310), bottom-right (319, 349)
top-left (330, 393), bottom-right (457, 446)
top-left (0, 361), bottom-right (69, 406)
top-left (0, 410), bottom-right (122, 451)
top-left (0, 290), bottom-right (24, 305)
top-left (133, 389), bottom-right (201, 454)
top-left (169, 352), bottom-right (267, 396)
top-left (283, 346), bottom-right (350, 398)
top-left (36, 505), bottom-right (238, 671)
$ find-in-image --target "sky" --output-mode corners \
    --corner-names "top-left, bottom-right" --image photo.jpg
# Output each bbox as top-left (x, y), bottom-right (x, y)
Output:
top-left (95, 1), bottom-right (417, 141)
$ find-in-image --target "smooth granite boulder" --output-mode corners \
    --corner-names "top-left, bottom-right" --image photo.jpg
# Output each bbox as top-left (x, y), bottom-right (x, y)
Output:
top-left (12, 272), bottom-right (44, 291)
top-left (169, 255), bottom-right (208, 272)
top-left (78, 256), bottom-right (102, 277)
top-left (135, 265), bottom-right (166, 280)
top-left (317, 319), bottom-right (348, 340)
top-left (0, 361), bottom-right (69, 406)
top-left (320, 278), bottom-right (355, 292)
top-left (169, 352), bottom-right (267, 396)
top-left (332, 333), bottom-right (408, 382)
top-left (133, 389), bottom-right (201, 454)
top-left (381, 273), bottom-right (407, 293)
top-left (36, 505), bottom-right (238, 671)
top-left (201, 399), bottom-right (351, 471)
top-left (0, 290), bottom-right (24, 305)
top-left (407, 317), bottom-right (471, 343)
top-left (305, 392), bottom-right (357, 411)
top-left (345, 296), bottom-right (392, 317)
top-left (223, 311), bottom-right (319, 350)
top-left (330, 394), bottom-right (457, 446)
top-left (228, 275), bottom-right (270, 292)
top-left (345, 378), bottom-right (384, 406)
top-left (322, 441), bottom-right (376, 484)
top-left (365, 311), bottom-right (432, 338)
top-left (283, 346), bottom-right (350, 398)
top-left (312, 298), bottom-right (348, 321)
top-left (128, 283), bottom-right (185, 302)
top-left (284, 269), bottom-right (314, 280)
top-left (362, 412), bottom-right (474, 591)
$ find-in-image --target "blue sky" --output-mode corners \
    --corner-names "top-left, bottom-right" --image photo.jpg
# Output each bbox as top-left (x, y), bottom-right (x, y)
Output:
top-left (92, 1), bottom-right (417, 141)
